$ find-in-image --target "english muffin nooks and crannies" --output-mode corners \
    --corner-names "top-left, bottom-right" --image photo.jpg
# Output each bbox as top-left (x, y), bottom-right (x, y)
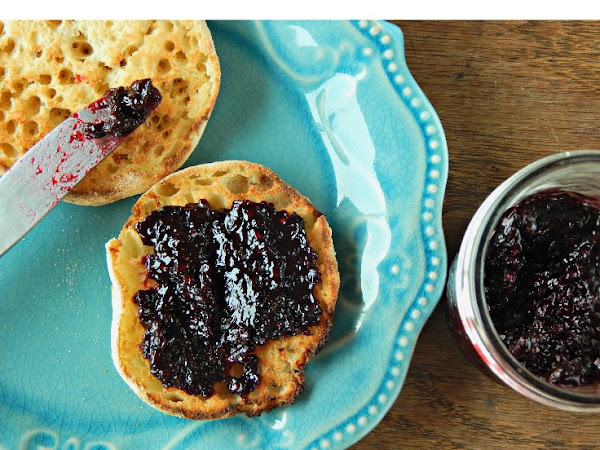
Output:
top-left (0, 20), bottom-right (220, 205)
top-left (106, 161), bottom-right (340, 420)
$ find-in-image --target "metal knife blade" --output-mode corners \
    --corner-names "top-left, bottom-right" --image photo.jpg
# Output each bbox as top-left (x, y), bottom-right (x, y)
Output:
top-left (0, 80), bottom-right (161, 257)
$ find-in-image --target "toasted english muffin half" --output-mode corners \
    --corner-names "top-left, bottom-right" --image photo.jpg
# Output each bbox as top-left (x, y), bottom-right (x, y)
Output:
top-left (106, 160), bottom-right (340, 419)
top-left (0, 20), bottom-right (220, 205)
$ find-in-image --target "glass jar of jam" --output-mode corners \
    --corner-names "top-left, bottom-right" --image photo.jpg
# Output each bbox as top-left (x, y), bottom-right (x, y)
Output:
top-left (447, 150), bottom-right (600, 411)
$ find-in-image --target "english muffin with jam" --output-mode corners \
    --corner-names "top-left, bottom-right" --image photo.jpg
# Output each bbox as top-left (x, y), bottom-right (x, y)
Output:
top-left (106, 160), bottom-right (339, 419)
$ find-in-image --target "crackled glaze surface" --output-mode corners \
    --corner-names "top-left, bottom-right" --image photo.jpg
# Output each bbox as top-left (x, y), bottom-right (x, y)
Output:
top-left (0, 20), bottom-right (448, 449)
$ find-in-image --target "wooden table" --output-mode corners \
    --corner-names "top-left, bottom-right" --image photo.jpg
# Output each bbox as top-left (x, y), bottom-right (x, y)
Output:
top-left (355, 21), bottom-right (600, 448)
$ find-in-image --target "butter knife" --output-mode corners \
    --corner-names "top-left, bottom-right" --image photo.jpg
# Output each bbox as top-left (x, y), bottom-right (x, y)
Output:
top-left (0, 79), bottom-right (162, 257)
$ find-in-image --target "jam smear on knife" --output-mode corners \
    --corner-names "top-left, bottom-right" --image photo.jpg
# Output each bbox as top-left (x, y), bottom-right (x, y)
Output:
top-left (83, 79), bottom-right (162, 138)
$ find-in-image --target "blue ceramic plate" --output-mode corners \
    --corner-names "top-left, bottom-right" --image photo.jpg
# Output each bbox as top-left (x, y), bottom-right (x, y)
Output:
top-left (0, 20), bottom-right (448, 449)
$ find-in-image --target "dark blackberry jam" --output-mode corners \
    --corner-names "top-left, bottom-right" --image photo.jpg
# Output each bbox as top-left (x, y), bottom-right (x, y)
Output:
top-left (133, 199), bottom-right (322, 397)
top-left (485, 190), bottom-right (600, 386)
top-left (83, 79), bottom-right (162, 138)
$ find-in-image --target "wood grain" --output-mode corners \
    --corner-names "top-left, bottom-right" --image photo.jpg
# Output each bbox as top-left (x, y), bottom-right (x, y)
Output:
top-left (354, 21), bottom-right (600, 448)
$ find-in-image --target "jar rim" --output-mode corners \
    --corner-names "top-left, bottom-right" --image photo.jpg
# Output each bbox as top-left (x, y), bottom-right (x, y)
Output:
top-left (455, 150), bottom-right (600, 411)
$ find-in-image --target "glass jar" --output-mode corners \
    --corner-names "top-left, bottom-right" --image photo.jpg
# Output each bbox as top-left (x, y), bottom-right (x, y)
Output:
top-left (446, 150), bottom-right (600, 411)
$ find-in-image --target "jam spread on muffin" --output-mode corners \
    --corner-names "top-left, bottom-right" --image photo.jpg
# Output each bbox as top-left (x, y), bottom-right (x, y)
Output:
top-left (83, 79), bottom-right (162, 138)
top-left (133, 199), bottom-right (322, 397)
top-left (485, 190), bottom-right (600, 386)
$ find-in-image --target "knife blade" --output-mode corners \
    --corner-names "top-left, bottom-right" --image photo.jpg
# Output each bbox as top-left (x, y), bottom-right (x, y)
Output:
top-left (0, 79), bottom-right (162, 257)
